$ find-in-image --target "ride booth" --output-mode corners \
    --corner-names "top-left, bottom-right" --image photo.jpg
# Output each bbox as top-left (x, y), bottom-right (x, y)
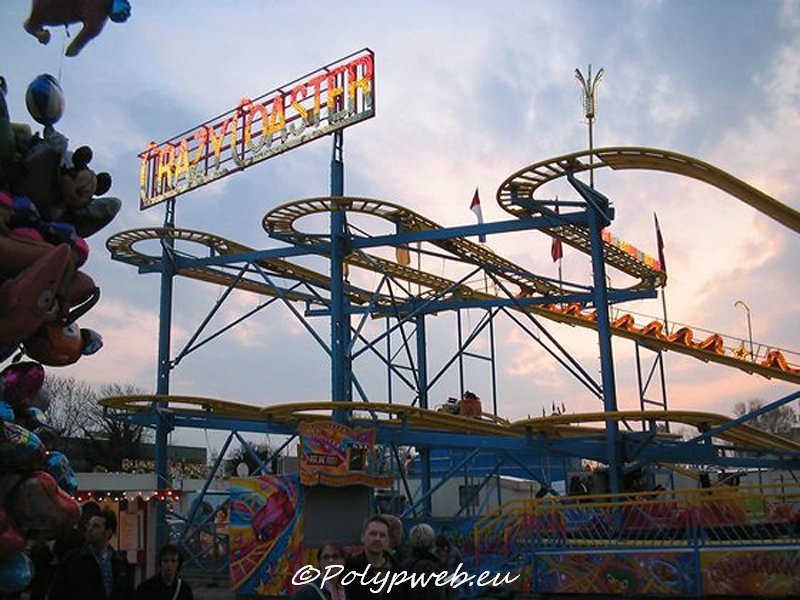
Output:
top-left (228, 422), bottom-right (393, 596)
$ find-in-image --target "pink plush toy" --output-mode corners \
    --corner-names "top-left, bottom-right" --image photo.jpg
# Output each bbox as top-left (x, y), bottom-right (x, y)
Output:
top-left (24, 0), bottom-right (131, 57)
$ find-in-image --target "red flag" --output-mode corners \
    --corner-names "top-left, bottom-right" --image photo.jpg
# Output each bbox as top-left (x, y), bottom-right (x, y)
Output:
top-left (551, 200), bottom-right (563, 262)
top-left (654, 212), bottom-right (667, 274)
top-left (470, 188), bottom-right (486, 243)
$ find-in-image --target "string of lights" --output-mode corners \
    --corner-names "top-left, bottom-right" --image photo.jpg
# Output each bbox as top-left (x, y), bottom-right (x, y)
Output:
top-left (73, 490), bottom-right (183, 503)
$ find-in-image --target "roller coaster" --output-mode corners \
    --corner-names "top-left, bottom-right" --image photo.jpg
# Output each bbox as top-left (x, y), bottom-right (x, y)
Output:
top-left (104, 145), bottom-right (800, 597)
top-left (108, 148), bottom-right (800, 384)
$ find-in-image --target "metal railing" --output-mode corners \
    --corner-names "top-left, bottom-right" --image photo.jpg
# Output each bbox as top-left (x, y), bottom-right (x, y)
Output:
top-left (475, 483), bottom-right (800, 560)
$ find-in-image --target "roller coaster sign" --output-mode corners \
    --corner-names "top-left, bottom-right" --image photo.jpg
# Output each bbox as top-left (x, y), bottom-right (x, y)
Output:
top-left (138, 49), bottom-right (375, 209)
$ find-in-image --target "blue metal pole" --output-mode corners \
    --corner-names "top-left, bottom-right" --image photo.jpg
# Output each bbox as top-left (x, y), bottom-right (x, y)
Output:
top-left (582, 181), bottom-right (621, 495)
top-left (416, 314), bottom-right (432, 516)
top-left (330, 130), bottom-right (351, 418)
top-left (155, 198), bottom-right (176, 554)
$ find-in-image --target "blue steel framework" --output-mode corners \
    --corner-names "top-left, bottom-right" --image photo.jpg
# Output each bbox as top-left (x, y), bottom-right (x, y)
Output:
top-left (106, 136), bottom-right (800, 572)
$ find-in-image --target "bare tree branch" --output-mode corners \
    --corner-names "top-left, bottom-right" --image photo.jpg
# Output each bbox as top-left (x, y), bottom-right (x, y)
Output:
top-left (733, 399), bottom-right (797, 435)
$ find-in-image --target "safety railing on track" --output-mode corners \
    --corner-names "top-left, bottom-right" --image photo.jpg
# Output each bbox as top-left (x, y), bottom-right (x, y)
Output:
top-left (475, 483), bottom-right (800, 560)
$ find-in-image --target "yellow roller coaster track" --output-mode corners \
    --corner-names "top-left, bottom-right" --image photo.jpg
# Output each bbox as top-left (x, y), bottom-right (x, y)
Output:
top-left (99, 396), bottom-right (800, 453)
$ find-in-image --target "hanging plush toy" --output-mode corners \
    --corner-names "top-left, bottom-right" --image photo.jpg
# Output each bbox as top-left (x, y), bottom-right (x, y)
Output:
top-left (24, 0), bottom-right (132, 57)
top-left (0, 243), bottom-right (71, 359)
top-left (10, 138), bottom-right (120, 237)
top-left (59, 145), bottom-right (120, 237)
top-left (23, 321), bottom-right (102, 367)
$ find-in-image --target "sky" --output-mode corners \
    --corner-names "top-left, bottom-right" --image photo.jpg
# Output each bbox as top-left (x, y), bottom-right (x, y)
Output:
top-left (2, 0), bottom-right (799, 451)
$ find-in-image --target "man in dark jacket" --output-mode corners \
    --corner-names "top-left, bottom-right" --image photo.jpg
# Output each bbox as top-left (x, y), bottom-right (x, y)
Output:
top-left (345, 515), bottom-right (402, 600)
top-left (135, 543), bottom-right (193, 600)
top-left (49, 508), bottom-right (134, 600)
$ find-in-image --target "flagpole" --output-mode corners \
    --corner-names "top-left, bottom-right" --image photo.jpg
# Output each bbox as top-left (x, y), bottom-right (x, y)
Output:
top-left (555, 195), bottom-right (563, 301)
top-left (575, 65), bottom-right (604, 188)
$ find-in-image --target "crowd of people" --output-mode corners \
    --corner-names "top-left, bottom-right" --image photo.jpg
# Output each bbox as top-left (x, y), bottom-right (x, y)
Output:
top-left (12, 506), bottom-right (469, 600)
top-left (6, 502), bottom-right (193, 600)
top-left (294, 514), bottom-right (463, 600)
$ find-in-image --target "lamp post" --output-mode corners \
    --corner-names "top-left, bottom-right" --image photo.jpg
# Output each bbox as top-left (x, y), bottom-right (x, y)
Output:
top-left (734, 300), bottom-right (754, 361)
top-left (575, 64), bottom-right (604, 188)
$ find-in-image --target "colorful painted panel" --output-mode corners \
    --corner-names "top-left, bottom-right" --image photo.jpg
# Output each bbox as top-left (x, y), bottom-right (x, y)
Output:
top-left (701, 549), bottom-right (800, 596)
top-left (298, 422), bottom-right (391, 487)
top-left (229, 475), bottom-right (303, 595)
top-left (537, 551), bottom-right (696, 596)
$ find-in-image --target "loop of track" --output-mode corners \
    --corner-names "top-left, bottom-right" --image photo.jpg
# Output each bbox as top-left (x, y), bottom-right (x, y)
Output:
top-left (496, 146), bottom-right (800, 287)
top-left (262, 196), bottom-right (570, 296)
top-left (106, 226), bottom-right (374, 304)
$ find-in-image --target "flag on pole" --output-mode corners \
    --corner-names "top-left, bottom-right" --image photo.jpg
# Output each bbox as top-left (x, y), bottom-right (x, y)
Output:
top-left (654, 212), bottom-right (667, 275)
top-left (470, 188), bottom-right (486, 243)
top-left (551, 199), bottom-right (563, 262)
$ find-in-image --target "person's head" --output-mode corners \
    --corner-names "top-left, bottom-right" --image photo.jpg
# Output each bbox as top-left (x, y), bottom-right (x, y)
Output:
top-left (79, 501), bottom-right (101, 529)
top-left (408, 523), bottom-right (435, 552)
top-left (85, 509), bottom-right (116, 550)
top-left (361, 515), bottom-right (390, 558)
top-left (317, 541), bottom-right (345, 580)
top-left (383, 514), bottom-right (404, 549)
top-left (158, 543), bottom-right (183, 584)
top-left (435, 535), bottom-right (451, 565)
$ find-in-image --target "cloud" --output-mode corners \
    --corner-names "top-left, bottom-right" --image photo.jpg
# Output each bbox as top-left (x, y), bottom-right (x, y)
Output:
top-left (53, 297), bottom-right (164, 389)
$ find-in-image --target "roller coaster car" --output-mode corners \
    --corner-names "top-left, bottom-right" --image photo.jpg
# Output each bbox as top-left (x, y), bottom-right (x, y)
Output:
top-left (612, 313), bottom-right (637, 331)
top-left (666, 328), bottom-right (725, 354)
top-left (639, 320), bottom-right (664, 337)
top-left (762, 349), bottom-right (800, 374)
top-left (459, 391), bottom-right (482, 417)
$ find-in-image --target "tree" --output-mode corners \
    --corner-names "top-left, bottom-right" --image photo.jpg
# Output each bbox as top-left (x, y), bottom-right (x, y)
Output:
top-left (84, 383), bottom-right (152, 471)
top-left (224, 439), bottom-right (275, 477)
top-left (43, 376), bottom-right (152, 471)
top-left (41, 375), bottom-right (96, 438)
top-left (733, 399), bottom-right (797, 435)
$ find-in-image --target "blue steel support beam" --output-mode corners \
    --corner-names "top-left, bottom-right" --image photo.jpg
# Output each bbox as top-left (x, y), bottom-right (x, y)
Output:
top-left (625, 389), bottom-right (800, 473)
top-left (108, 404), bottom-right (800, 471)
top-left (416, 314), bottom-right (432, 516)
top-left (324, 288), bottom-right (656, 318)
top-left (155, 199), bottom-right (177, 553)
top-left (568, 172), bottom-right (621, 494)
top-left (348, 212), bottom-right (591, 250)
top-left (179, 432), bottom-right (235, 547)
top-left (401, 447), bottom-right (482, 518)
top-left (180, 213), bottom-right (592, 271)
top-left (330, 131), bottom-right (352, 417)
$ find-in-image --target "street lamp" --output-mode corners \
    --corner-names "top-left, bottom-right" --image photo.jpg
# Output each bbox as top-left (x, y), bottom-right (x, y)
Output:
top-left (575, 64), bottom-right (604, 187)
top-left (734, 300), bottom-right (754, 361)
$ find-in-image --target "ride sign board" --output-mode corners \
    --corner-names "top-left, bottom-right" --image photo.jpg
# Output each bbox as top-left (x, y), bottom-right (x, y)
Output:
top-left (138, 48), bottom-right (375, 209)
